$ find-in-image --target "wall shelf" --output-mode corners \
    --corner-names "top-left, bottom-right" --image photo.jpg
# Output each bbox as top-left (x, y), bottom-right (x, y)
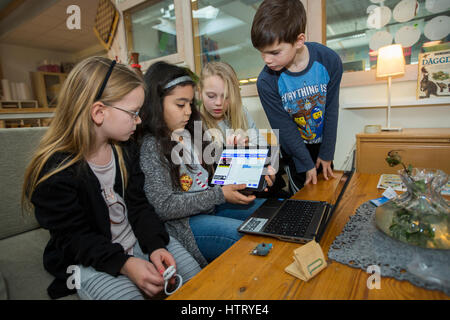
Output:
top-left (342, 98), bottom-right (450, 109)
top-left (0, 100), bottom-right (38, 108)
top-left (0, 108), bottom-right (54, 128)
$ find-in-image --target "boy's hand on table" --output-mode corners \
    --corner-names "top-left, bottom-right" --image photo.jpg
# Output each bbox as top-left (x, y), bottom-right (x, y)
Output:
top-left (315, 158), bottom-right (336, 181)
top-left (305, 167), bottom-right (317, 185)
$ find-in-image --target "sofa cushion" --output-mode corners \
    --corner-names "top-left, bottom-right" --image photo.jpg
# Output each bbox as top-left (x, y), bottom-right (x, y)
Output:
top-left (0, 270), bottom-right (7, 300)
top-left (0, 228), bottom-right (78, 300)
top-left (0, 127), bottom-right (47, 240)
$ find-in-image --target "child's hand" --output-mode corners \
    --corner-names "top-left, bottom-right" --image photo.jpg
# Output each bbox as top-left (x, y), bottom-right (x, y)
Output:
top-left (222, 184), bottom-right (256, 205)
top-left (263, 165), bottom-right (276, 191)
top-left (150, 248), bottom-right (177, 286)
top-left (120, 257), bottom-right (164, 297)
top-left (149, 248), bottom-right (177, 276)
top-left (315, 158), bottom-right (336, 181)
top-left (305, 167), bottom-right (317, 185)
top-left (226, 134), bottom-right (248, 146)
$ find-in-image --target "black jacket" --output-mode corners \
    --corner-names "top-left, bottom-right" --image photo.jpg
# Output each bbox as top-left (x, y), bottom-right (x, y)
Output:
top-left (31, 142), bottom-right (169, 299)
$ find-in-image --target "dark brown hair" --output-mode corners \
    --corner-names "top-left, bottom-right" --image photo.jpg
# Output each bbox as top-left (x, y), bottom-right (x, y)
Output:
top-left (251, 0), bottom-right (307, 50)
top-left (137, 61), bottom-right (214, 190)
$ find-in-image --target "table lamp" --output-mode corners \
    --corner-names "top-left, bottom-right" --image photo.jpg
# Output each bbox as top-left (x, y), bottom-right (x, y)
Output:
top-left (376, 44), bottom-right (405, 131)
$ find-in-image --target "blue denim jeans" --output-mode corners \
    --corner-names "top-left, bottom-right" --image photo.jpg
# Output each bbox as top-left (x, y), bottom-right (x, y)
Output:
top-left (189, 198), bottom-right (266, 262)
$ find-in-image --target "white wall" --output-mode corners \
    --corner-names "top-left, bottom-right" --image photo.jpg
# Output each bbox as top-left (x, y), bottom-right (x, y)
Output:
top-left (244, 79), bottom-right (450, 171)
top-left (0, 43), bottom-right (76, 91)
top-left (336, 80), bottom-right (450, 170)
top-left (0, 42), bottom-right (106, 100)
top-left (243, 96), bottom-right (271, 130)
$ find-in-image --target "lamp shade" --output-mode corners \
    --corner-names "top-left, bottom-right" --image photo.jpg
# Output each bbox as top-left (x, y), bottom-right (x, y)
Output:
top-left (376, 44), bottom-right (406, 77)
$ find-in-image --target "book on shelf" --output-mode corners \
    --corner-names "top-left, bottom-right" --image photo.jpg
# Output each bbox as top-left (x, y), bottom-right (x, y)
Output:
top-left (417, 49), bottom-right (450, 100)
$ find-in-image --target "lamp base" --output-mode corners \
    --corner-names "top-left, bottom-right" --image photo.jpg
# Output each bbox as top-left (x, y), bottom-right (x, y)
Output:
top-left (381, 127), bottom-right (402, 131)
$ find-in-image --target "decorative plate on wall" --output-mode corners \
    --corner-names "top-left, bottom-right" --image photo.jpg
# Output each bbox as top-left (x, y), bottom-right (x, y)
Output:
top-left (395, 25), bottom-right (421, 47)
top-left (367, 5), bottom-right (392, 29)
top-left (393, 0), bottom-right (419, 23)
top-left (424, 15), bottom-right (450, 40)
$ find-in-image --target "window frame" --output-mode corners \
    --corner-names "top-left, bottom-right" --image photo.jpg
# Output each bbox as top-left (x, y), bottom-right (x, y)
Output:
top-left (117, 0), bottom-right (419, 95)
top-left (236, 0), bottom-right (326, 97)
top-left (323, 0), bottom-right (421, 88)
top-left (117, 0), bottom-right (194, 71)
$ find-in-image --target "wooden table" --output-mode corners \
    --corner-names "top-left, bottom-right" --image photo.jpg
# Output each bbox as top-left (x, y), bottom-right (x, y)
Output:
top-left (168, 172), bottom-right (449, 300)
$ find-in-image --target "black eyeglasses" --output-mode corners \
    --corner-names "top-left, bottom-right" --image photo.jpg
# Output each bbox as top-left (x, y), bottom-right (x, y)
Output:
top-left (95, 60), bottom-right (116, 101)
top-left (105, 105), bottom-right (141, 120)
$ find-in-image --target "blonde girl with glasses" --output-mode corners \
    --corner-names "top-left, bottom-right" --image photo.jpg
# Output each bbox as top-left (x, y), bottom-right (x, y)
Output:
top-left (22, 56), bottom-right (200, 300)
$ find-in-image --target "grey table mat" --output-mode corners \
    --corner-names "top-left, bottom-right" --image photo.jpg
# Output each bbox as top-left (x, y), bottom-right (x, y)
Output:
top-left (328, 201), bottom-right (450, 296)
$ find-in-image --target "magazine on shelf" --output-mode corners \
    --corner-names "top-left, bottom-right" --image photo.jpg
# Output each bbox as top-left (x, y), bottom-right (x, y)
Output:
top-left (377, 174), bottom-right (406, 191)
top-left (377, 174), bottom-right (450, 195)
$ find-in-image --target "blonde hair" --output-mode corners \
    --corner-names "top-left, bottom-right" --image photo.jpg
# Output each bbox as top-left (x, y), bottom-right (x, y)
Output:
top-left (199, 62), bottom-right (248, 142)
top-left (22, 56), bottom-right (144, 212)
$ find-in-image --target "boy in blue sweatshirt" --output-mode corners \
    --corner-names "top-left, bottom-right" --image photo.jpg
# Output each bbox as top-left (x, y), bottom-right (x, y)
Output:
top-left (251, 0), bottom-right (343, 194)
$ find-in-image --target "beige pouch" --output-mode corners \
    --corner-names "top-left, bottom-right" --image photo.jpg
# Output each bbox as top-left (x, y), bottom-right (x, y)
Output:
top-left (285, 240), bottom-right (327, 281)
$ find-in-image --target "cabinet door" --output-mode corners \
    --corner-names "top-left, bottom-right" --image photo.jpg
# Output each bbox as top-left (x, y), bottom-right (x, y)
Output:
top-left (357, 140), bottom-right (450, 174)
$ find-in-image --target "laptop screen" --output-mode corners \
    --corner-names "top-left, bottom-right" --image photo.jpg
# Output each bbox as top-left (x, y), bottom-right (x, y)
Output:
top-left (329, 170), bottom-right (353, 207)
top-left (315, 170), bottom-right (354, 241)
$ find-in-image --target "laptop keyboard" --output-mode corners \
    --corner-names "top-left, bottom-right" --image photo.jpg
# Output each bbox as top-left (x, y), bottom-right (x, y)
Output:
top-left (263, 200), bottom-right (324, 237)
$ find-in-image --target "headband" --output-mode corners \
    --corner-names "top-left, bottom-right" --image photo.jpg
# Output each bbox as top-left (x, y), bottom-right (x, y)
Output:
top-left (163, 75), bottom-right (194, 90)
top-left (95, 60), bottom-right (117, 101)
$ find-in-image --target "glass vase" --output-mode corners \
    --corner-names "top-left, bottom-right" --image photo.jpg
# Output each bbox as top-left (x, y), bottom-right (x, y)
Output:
top-left (375, 168), bottom-right (450, 249)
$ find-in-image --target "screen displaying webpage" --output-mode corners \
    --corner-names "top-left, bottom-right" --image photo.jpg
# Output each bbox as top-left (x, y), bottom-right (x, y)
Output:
top-left (212, 149), bottom-right (269, 188)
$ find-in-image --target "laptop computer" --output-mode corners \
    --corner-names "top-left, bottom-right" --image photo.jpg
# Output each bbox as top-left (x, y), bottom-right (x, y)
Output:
top-left (237, 170), bottom-right (354, 243)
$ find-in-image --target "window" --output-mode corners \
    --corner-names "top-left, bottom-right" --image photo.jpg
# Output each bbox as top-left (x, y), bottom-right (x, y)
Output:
top-left (116, 0), bottom-right (323, 95)
top-left (118, 0), bottom-right (193, 70)
top-left (125, 0), bottom-right (178, 61)
top-left (191, 0), bottom-right (265, 84)
top-left (326, 0), bottom-right (450, 73)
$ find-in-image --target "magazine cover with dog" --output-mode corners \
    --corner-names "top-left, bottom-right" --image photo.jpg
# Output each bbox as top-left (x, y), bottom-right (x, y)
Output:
top-left (417, 48), bottom-right (450, 99)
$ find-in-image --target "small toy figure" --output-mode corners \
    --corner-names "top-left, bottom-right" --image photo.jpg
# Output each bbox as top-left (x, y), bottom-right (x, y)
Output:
top-left (251, 243), bottom-right (273, 256)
